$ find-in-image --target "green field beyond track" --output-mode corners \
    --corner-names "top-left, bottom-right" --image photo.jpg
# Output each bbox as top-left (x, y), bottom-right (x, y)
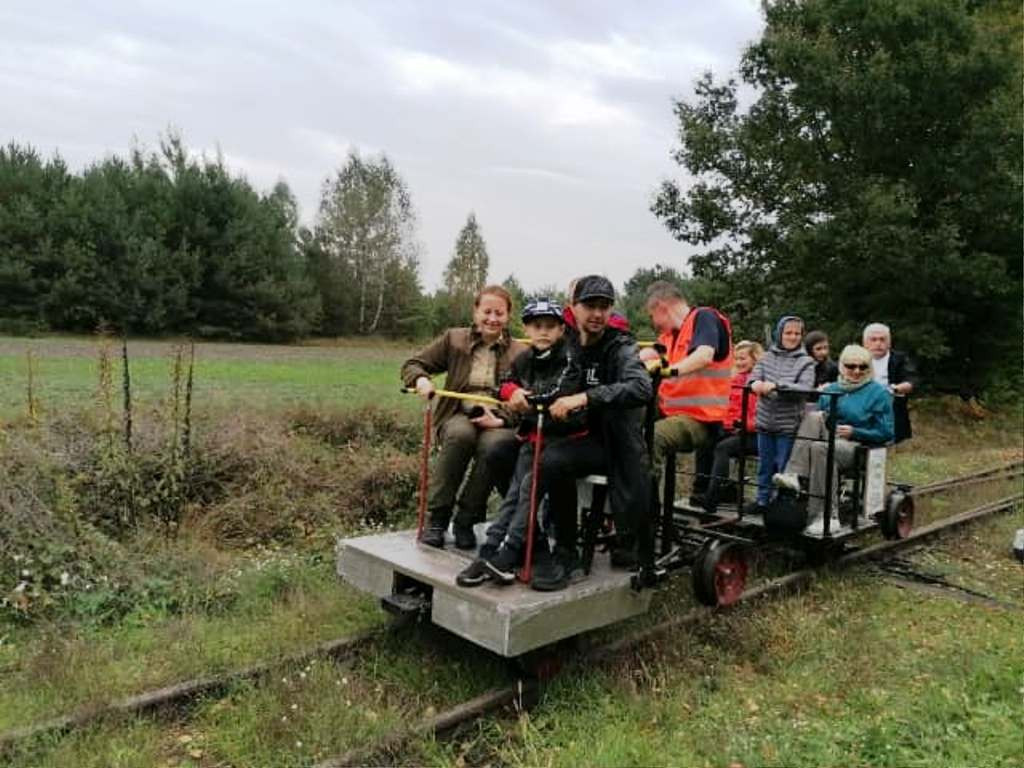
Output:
top-left (0, 336), bottom-right (418, 419)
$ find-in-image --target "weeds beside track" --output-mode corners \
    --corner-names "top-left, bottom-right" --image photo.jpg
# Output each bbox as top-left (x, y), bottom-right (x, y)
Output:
top-left (3, 463), bottom-right (1021, 765)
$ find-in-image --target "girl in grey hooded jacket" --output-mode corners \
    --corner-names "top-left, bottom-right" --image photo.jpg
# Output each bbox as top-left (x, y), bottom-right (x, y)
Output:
top-left (748, 316), bottom-right (815, 508)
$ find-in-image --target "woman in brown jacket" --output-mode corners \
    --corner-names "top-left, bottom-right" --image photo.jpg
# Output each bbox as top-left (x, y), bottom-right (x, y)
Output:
top-left (401, 285), bottom-right (525, 550)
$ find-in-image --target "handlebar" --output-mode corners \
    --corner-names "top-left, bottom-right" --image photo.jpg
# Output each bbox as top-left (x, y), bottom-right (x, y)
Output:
top-left (400, 387), bottom-right (503, 407)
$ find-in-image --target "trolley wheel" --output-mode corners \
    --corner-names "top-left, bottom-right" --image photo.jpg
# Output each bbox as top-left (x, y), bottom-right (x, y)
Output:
top-left (880, 490), bottom-right (914, 540)
top-left (692, 540), bottom-right (748, 607)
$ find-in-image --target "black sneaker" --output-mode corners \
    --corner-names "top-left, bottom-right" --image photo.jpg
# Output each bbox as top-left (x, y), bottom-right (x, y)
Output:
top-left (741, 501), bottom-right (768, 517)
top-left (420, 520), bottom-right (447, 548)
top-left (478, 542), bottom-right (498, 561)
top-left (455, 558), bottom-right (491, 587)
top-left (483, 546), bottom-right (519, 585)
top-left (610, 545), bottom-right (638, 571)
top-left (530, 552), bottom-right (569, 592)
top-left (555, 545), bottom-right (586, 584)
top-left (453, 524), bottom-right (477, 550)
top-left (718, 484), bottom-right (739, 504)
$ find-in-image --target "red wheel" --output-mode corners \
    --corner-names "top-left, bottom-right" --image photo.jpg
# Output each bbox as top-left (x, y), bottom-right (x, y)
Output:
top-left (693, 541), bottom-right (748, 607)
top-left (881, 491), bottom-right (914, 540)
top-left (515, 648), bottom-right (565, 683)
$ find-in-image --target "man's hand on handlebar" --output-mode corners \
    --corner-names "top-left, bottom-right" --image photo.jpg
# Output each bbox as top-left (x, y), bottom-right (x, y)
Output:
top-left (638, 347), bottom-right (660, 363)
top-left (549, 392), bottom-right (587, 421)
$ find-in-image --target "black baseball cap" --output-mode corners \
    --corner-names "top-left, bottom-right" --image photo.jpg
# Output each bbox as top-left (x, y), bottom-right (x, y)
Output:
top-left (572, 275), bottom-right (615, 304)
top-left (521, 297), bottom-right (564, 323)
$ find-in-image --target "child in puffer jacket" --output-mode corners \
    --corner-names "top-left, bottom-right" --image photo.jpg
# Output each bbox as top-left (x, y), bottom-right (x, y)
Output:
top-left (747, 315), bottom-right (815, 513)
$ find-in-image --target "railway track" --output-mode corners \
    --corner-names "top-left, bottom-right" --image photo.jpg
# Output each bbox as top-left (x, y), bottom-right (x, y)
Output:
top-left (2, 461), bottom-right (1021, 760)
top-left (316, 489), bottom-right (1023, 768)
top-left (910, 458), bottom-right (1022, 497)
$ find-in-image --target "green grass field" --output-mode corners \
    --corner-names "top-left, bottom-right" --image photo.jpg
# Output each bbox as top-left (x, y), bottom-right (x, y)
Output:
top-left (1, 335), bottom-right (1021, 767)
top-left (0, 336), bottom-right (419, 419)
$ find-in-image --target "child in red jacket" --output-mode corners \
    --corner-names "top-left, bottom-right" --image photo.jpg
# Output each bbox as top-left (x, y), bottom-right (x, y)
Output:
top-left (703, 340), bottom-right (762, 514)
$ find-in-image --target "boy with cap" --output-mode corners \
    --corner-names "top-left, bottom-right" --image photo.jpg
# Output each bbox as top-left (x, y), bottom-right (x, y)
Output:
top-left (456, 298), bottom-right (586, 591)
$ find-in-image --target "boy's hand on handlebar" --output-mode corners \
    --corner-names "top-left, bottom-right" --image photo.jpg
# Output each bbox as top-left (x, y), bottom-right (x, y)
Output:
top-left (470, 406), bottom-right (504, 429)
top-left (837, 424), bottom-right (854, 439)
top-left (549, 392), bottom-right (587, 421)
top-left (638, 347), bottom-right (659, 362)
top-left (414, 376), bottom-right (435, 400)
top-left (751, 381), bottom-right (776, 395)
top-left (507, 388), bottom-right (532, 413)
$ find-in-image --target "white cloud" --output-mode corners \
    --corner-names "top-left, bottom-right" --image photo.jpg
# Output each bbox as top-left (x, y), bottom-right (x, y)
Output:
top-left (479, 165), bottom-right (582, 185)
top-left (546, 34), bottom-right (665, 81)
top-left (292, 127), bottom-right (379, 162)
top-left (389, 49), bottom-right (638, 129)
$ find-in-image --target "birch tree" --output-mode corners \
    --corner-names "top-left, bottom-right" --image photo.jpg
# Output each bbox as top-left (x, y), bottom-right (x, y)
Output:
top-left (315, 153), bottom-right (419, 335)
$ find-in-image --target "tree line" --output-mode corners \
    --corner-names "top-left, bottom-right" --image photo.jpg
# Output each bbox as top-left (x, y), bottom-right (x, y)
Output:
top-left (1, 0), bottom-right (1019, 394)
top-left (0, 135), bottom-right (526, 343)
top-left (652, 0), bottom-right (1022, 396)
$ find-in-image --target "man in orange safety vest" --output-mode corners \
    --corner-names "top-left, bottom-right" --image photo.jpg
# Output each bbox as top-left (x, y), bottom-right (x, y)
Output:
top-left (641, 281), bottom-right (734, 500)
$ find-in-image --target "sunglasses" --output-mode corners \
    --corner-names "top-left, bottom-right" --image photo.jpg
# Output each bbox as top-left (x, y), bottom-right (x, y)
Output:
top-left (843, 363), bottom-right (870, 371)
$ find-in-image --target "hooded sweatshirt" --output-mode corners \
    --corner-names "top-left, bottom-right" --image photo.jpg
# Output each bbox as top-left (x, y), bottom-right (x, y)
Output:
top-left (749, 315), bottom-right (815, 433)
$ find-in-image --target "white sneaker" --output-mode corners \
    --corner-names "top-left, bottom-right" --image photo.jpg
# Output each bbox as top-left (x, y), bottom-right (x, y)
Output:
top-left (773, 473), bottom-right (801, 493)
top-left (804, 515), bottom-right (825, 535)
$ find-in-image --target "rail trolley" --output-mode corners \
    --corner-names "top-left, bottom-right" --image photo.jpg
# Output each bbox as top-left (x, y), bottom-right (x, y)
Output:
top-left (336, 373), bottom-right (915, 660)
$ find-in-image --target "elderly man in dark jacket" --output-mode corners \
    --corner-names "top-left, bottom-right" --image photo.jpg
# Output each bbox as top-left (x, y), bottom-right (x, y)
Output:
top-left (863, 323), bottom-right (917, 443)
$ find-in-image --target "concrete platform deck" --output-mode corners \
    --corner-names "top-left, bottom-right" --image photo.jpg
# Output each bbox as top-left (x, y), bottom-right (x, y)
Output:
top-left (336, 524), bottom-right (652, 658)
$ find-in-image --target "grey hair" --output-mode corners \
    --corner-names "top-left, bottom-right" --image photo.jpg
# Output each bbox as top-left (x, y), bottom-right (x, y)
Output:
top-left (645, 280), bottom-right (686, 308)
top-left (862, 322), bottom-right (891, 342)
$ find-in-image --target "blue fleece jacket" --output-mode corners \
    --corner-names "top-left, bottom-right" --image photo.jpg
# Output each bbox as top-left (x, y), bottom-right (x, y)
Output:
top-left (818, 380), bottom-right (894, 445)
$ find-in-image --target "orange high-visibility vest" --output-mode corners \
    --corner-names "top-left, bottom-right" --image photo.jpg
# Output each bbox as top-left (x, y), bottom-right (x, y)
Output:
top-left (658, 307), bottom-right (734, 422)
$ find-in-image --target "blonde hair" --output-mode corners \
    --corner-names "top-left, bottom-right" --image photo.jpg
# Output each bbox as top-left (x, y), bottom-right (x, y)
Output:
top-left (734, 340), bottom-right (764, 362)
top-left (839, 344), bottom-right (872, 367)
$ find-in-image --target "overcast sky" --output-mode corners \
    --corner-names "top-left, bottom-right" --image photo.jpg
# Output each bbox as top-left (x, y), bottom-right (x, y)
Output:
top-left (2, 1), bottom-right (763, 292)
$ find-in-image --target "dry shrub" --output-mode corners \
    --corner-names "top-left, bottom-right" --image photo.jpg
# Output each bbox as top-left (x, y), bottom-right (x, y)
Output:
top-left (289, 404), bottom-right (420, 452)
top-left (186, 408), bottom-right (420, 548)
top-left (0, 403), bottom-right (423, 623)
top-left (340, 444), bottom-right (419, 526)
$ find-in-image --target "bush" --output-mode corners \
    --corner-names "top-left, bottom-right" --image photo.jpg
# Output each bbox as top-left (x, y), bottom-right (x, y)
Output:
top-left (289, 404), bottom-right (420, 452)
top-left (0, 403), bottom-right (423, 625)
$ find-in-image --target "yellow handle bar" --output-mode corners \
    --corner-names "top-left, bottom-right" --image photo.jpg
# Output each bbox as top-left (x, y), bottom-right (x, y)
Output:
top-left (402, 387), bottom-right (503, 407)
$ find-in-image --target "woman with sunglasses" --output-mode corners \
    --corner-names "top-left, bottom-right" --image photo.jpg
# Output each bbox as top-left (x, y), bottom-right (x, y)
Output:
top-left (773, 344), bottom-right (894, 534)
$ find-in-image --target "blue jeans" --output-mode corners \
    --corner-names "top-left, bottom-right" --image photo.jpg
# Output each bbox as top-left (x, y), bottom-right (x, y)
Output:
top-left (756, 433), bottom-right (795, 504)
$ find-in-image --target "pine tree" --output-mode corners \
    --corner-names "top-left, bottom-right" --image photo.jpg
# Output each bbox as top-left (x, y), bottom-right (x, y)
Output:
top-left (440, 213), bottom-right (489, 327)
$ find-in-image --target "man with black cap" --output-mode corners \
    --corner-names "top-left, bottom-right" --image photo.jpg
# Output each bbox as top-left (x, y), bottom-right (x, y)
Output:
top-left (548, 275), bottom-right (654, 569)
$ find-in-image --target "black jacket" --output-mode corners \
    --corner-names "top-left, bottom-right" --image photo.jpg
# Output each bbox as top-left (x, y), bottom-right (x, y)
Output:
top-left (573, 327), bottom-right (653, 415)
top-left (501, 337), bottom-right (585, 437)
top-left (571, 325), bottom-right (653, 541)
top-left (813, 358), bottom-right (839, 388)
top-left (888, 350), bottom-right (917, 443)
